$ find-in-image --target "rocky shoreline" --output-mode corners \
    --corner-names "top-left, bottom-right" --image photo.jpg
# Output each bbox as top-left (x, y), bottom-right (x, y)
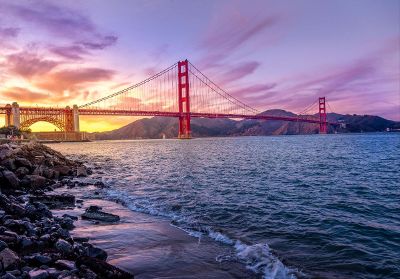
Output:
top-left (0, 142), bottom-right (134, 279)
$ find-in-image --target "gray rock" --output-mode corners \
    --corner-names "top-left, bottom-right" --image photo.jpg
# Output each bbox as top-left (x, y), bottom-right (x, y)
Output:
top-left (28, 269), bottom-right (49, 279)
top-left (85, 246), bottom-right (107, 260)
top-left (76, 166), bottom-right (88, 177)
top-left (1, 273), bottom-right (16, 279)
top-left (2, 171), bottom-right (20, 188)
top-left (55, 239), bottom-right (72, 254)
top-left (0, 145), bottom-right (12, 160)
top-left (15, 167), bottom-right (30, 178)
top-left (0, 240), bottom-right (8, 251)
top-left (82, 206), bottom-right (120, 222)
top-left (0, 248), bottom-right (19, 269)
top-left (26, 175), bottom-right (47, 188)
top-left (34, 255), bottom-right (52, 265)
top-left (53, 166), bottom-right (71, 176)
top-left (15, 157), bottom-right (32, 169)
top-left (55, 259), bottom-right (75, 270)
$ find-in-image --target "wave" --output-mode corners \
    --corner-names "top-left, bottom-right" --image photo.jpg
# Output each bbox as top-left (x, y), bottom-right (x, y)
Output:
top-left (102, 187), bottom-right (299, 279)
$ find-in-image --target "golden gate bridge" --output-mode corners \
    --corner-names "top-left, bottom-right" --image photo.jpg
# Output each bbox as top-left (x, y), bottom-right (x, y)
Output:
top-left (0, 60), bottom-right (338, 138)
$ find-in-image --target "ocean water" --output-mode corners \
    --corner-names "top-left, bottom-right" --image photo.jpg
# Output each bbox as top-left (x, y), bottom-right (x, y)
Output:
top-left (50, 133), bottom-right (400, 279)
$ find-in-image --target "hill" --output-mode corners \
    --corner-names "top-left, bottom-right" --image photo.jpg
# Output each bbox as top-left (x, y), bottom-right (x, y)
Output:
top-left (91, 110), bottom-right (400, 140)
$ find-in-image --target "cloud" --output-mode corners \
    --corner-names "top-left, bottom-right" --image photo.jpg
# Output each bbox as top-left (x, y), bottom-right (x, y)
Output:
top-left (35, 67), bottom-right (115, 93)
top-left (199, 13), bottom-right (279, 68)
top-left (0, 26), bottom-right (20, 38)
top-left (0, 1), bottom-right (118, 60)
top-left (4, 51), bottom-right (60, 79)
top-left (219, 61), bottom-right (260, 84)
top-left (48, 45), bottom-right (89, 60)
top-left (1, 87), bottom-right (49, 102)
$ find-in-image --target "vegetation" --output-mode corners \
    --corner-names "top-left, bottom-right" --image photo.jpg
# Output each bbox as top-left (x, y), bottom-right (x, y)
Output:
top-left (0, 126), bottom-right (32, 137)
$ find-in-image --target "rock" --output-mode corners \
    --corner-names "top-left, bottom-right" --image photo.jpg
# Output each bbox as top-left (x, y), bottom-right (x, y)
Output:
top-left (0, 240), bottom-right (8, 251)
top-left (34, 255), bottom-right (52, 265)
top-left (58, 217), bottom-right (75, 230)
top-left (76, 256), bottom-right (134, 279)
top-left (53, 166), bottom-right (71, 176)
top-left (2, 159), bottom-right (16, 171)
top-left (1, 273), bottom-right (16, 279)
top-left (73, 237), bottom-right (89, 243)
top-left (46, 268), bottom-right (62, 278)
top-left (25, 202), bottom-right (52, 220)
top-left (20, 237), bottom-right (34, 249)
top-left (0, 195), bottom-right (26, 216)
top-left (76, 166), bottom-right (88, 177)
top-left (81, 207), bottom-right (120, 223)
top-left (15, 167), bottom-right (30, 178)
top-left (15, 157), bottom-right (32, 169)
top-left (0, 145), bottom-right (12, 160)
top-left (29, 194), bottom-right (75, 209)
top-left (2, 171), bottom-right (20, 188)
top-left (55, 259), bottom-right (75, 270)
top-left (0, 248), bottom-right (19, 270)
top-left (26, 175), bottom-right (47, 188)
top-left (85, 246), bottom-right (107, 261)
top-left (28, 269), bottom-right (49, 279)
top-left (55, 239), bottom-right (72, 254)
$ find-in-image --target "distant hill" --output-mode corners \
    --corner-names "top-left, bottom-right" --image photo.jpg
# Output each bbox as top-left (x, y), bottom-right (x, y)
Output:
top-left (91, 110), bottom-right (400, 140)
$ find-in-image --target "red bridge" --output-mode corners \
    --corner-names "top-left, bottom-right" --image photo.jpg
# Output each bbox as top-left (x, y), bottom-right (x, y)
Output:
top-left (1, 60), bottom-right (338, 138)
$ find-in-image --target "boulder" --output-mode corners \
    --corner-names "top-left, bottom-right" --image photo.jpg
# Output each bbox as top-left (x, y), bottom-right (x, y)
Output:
top-left (81, 206), bottom-right (120, 222)
top-left (15, 167), bottom-right (30, 178)
top-left (0, 248), bottom-right (19, 270)
top-left (0, 145), bottom-right (12, 160)
top-left (53, 166), bottom-right (71, 176)
top-left (76, 166), bottom-right (88, 177)
top-left (25, 202), bottom-right (52, 220)
top-left (29, 194), bottom-right (75, 209)
top-left (85, 246), bottom-right (107, 261)
top-left (28, 269), bottom-right (49, 279)
top-left (2, 171), bottom-right (20, 189)
top-left (15, 157), bottom-right (32, 170)
top-left (26, 175), bottom-right (47, 188)
top-left (55, 259), bottom-right (75, 270)
top-left (76, 256), bottom-right (134, 279)
top-left (55, 239), bottom-right (72, 254)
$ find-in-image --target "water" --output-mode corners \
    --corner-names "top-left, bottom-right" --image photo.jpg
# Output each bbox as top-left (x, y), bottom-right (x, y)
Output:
top-left (50, 133), bottom-right (400, 279)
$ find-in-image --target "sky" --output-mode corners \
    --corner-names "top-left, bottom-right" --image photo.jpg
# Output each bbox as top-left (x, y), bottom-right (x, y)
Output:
top-left (0, 0), bottom-right (399, 132)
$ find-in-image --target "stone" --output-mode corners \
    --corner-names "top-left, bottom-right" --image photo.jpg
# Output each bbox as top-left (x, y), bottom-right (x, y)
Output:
top-left (82, 206), bottom-right (120, 222)
top-left (15, 157), bottom-right (32, 169)
top-left (0, 240), bottom-right (7, 251)
top-left (76, 166), bottom-right (88, 177)
top-left (53, 166), bottom-right (71, 176)
top-left (29, 194), bottom-right (75, 209)
top-left (85, 246), bottom-right (107, 261)
top-left (2, 159), bottom-right (16, 171)
top-left (46, 268), bottom-right (62, 278)
top-left (15, 167), bottom-right (30, 178)
top-left (0, 145), bottom-right (12, 160)
top-left (0, 274), bottom-right (16, 279)
top-left (55, 259), bottom-right (75, 270)
top-left (25, 202), bottom-right (52, 220)
top-left (34, 255), bottom-right (52, 265)
top-left (76, 256), bottom-right (134, 279)
top-left (55, 239), bottom-right (72, 254)
top-left (58, 217), bottom-right (74, 230)
top-left (20, 236), bottom-right (34, 249)
top-left (28, 269), bottom-right (49, 279)
top-left (26, 175), bottom-right (47, 188)
top-left (0, 248), bottom-right (19, 270)
top-left (2, 171), bottom-right (20, 188)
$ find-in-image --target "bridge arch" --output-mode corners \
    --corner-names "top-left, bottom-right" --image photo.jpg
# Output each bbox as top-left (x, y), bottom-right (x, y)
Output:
top-left (20, 117), bottom-right (66, 131)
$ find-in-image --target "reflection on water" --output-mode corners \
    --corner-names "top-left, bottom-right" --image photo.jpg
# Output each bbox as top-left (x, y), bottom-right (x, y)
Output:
top-left (50, 134), bottom-right (400, 279)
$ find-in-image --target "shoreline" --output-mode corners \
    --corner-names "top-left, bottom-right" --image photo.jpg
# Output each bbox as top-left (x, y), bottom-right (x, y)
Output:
top-left (0, 142), bottom-right (261, 279)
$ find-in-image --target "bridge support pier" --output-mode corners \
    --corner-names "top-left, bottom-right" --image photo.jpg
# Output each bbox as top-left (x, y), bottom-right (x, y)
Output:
top-left (11, 102), bottom-right (20, 129)
top-left (73, 105), bottom-right (80, 132)
top-left (178, 60), bottom-right (191, 139)
top-left (319, 97), bottom-right (327, 134)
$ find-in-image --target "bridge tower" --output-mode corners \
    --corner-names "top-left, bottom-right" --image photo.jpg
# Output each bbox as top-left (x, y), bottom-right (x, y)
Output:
top-left (177, 60), bottom-right (191, 139)
top-left (73, 105), bottom-right (80, 132)
top-left (319, 97), bottom-right (327, 134)
top-left (11, 102), bottom-right (21, 129)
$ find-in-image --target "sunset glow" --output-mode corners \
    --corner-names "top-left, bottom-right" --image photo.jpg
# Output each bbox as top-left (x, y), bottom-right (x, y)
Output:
top-left (0, 0), bottom-right (399, 132)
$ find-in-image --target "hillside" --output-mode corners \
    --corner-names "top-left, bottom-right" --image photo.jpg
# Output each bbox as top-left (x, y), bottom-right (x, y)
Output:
top-left (91, 110), bottom-right (400, 140)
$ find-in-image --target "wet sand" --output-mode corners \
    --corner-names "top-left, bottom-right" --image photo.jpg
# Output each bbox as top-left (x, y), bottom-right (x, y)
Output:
top-left (53, 193), bottom-right (259, 279)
